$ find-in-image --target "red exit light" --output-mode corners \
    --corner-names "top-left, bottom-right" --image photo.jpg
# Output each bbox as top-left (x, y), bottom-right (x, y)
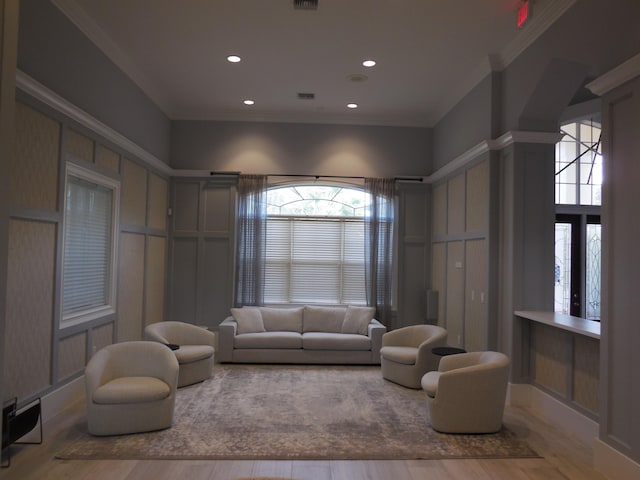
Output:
top-left (517, 1), bottom-right (531, 28)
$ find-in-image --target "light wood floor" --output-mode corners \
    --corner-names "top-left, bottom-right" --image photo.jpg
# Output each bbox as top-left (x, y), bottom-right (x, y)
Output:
top-left (0, 398), bottom-right (607, 480)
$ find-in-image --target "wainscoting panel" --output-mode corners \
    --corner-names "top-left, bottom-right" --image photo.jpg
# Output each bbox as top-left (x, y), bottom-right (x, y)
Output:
top-left (148, 173), bottom-right (168, 231)
top-left (65, 128), bottom-right (94, 163)
top-left (445, 240), bottom-right (464, 346)
top-left (533, 323), bottom-right (570, 396)
top-left (121, 158), bottom-right (148, 227)
top-left (431, 242), bottom-right (446, 327)
top-left (92, 323), bottom-right (114, 354)
top-left (446, 173), bottom-right (465, 235)
top-left (4, 219), bottom-right (55, 399)
top-left (12, 101), bottom-right (60, 212)
top-left (117, 232), bottom-right (145, 341)
top-left (173, 182), bottom-right (200, 233)
top-left (432, 182), bottom-right (447, 237)
top-left (57, 332), bottom-right (87, 381)
top-left (145, 235), bottom-right (167, 327)
top-left (169, 237), bottom-right (199, 323)
top-left (200, 238), bottom-right (234, 328)
top-left (465, 159), bottom-right (489, 233)
top-left (573, 335), bottom-right (600, 413)
top-left (95, 144), bottom-right (120, 173)
top-left (203, 186), bottom-right (232, 234)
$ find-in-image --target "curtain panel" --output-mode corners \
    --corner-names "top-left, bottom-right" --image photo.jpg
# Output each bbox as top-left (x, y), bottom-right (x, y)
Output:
top-left (234, 174), bottom-right (267, 306)
top-left (364, 178), bottom-right (395, 327)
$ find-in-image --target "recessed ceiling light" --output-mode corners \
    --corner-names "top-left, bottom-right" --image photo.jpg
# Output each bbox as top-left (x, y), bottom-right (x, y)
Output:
top-left (347, 103), bottom-right (358, 109)
top-left (243, 99), bottom-right (255, 105)
top-left (227, 55), bottom-right (241, 63)
top-left (362, 60), bottom-right (376, 67)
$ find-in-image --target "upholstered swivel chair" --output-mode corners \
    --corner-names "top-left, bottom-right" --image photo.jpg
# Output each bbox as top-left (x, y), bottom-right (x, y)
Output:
top-left (421, 351), bottom-right (510, 433)
top-left (85, 341), bottom-right (179, 436)
top-left (144, 321), bottom-right (216, 387)
top-left (380, 324), bottom-right (448, 388)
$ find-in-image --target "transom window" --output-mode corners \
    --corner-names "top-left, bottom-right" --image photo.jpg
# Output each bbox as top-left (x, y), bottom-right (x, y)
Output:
top-left (265, 185), bottom-right (369, 305)
top-left (554, 118), bottom-right (601, 321)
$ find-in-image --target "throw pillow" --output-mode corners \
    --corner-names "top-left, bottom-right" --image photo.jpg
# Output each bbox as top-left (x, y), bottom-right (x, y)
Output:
top-left (303, 305), bottom-right (347, 333)
top-left (260, 307), bottom-right (303, 332)
top-left (341, 305), bottom-right (376, 335)
top-left (230, 307), bottom-right (265, 334)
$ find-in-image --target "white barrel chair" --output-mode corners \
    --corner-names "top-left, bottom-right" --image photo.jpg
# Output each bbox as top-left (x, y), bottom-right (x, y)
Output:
top-left (421, 351), bottom-right (510, 433)
top-left (144, 321), bottom-right (216, 387)
top-left (380, 324), bottom-right (448, 388)
top-left (85, 341), bottom-right (179, 436)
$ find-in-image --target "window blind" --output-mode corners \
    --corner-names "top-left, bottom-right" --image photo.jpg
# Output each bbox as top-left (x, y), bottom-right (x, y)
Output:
top-left (265, 216), bottom-right (366, 305)
top-left (63, 175), bottom-right (114, 317)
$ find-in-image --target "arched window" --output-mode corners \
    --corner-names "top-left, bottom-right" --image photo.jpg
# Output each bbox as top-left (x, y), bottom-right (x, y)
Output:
top-left (265, 184), bottom-right (369, 305)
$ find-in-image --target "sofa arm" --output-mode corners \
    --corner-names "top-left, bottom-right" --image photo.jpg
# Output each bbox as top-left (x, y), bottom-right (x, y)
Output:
top-left (218, 316), bottom-right (237, 363)
top-left (369, 319), bottom-right (387, 363)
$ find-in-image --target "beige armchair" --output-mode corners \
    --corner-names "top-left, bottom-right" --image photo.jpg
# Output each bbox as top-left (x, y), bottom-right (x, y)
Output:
top-left (380, 324), bottom-right (447, 388)
top-left (421, 351), bottom-right (510, 433)
top-left (144, 321), bottom-right (216, 387)
top-left (85, 341), bottom-right (179, 436)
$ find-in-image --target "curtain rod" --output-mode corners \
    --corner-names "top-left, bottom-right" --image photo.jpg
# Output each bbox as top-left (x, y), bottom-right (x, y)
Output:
top-left (209, 171), bottom-right (423, 182)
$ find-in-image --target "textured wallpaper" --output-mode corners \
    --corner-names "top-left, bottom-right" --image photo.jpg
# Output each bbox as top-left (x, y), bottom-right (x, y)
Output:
top-left (11, 102), bottom-right (60, 211)
top-left (4, 219), bottom-right (55, 399)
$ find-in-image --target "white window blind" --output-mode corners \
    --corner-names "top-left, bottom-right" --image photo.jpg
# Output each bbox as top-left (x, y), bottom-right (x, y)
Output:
top-left (62, 165), bottom-right (118, 326)
top-left (265, 217), bottom-right (366, 305)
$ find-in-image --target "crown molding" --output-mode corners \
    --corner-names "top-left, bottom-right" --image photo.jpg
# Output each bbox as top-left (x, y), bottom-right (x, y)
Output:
top-left (16, 70), bottom-right (173, 176)
top-left (586, 52), bottom-right (640, 96)
top-left (51, 0), bottom-right (173, 116)
top-left (424, 130), bottom-right (563, 183)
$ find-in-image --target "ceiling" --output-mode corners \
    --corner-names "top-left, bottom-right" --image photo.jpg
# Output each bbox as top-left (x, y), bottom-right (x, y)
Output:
top-left (52, 0), bottom-right (572, 127)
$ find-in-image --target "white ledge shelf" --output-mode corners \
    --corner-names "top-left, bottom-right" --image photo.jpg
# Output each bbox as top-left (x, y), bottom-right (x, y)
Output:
top-left (515, 310), bottom-right (600, 340)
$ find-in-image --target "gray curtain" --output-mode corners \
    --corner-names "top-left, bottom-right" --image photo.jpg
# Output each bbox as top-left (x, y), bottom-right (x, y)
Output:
top-left (364, 178), bottom-right (395, 327)
top-left (235, 174), bottom-right (267, 306)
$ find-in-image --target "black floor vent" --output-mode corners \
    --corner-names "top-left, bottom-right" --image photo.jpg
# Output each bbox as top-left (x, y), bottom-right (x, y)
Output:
top-left (294, 0), bottom-right (318, 10)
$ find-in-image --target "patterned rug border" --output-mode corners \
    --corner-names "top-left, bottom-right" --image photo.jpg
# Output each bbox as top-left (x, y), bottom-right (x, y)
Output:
top-left (57, 365), bottom-right (540, 461)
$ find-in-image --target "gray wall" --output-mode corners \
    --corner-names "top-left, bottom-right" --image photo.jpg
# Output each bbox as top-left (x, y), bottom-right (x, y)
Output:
top-left (600, 75), bottom-right (640, 464)
top-left (171, 120), bottom-right (432, 176)
top-left (18, 0), bottom-right (171, 164)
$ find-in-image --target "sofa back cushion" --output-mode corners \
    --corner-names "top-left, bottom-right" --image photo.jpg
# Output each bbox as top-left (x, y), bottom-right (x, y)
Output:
top-left (303, 305), bottom-right (347, 333)
top-left (341, 305), bottom-right (376, 335)
top-left (230, 307), bottom-right (265, 334)
top-left (259, 307), bottom-right (303, 332)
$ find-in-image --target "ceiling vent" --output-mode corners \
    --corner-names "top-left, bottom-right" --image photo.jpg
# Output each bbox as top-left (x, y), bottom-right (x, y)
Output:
top-left (297, 92), bottom-right (315, 100)
top-left (294, 0), bottom-right (318, 10)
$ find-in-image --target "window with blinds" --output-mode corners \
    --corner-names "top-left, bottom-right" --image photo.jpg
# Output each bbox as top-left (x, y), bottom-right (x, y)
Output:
top-left (61, 164), bottom-right (119, 327)
top-left (265, 185), bottom-right (368, 305)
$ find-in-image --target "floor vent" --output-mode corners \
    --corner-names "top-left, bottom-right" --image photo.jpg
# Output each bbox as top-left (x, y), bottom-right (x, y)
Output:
top-left (297, 92), bottom-right (315, 100)
top-left (294, 0), bottom-right (318, 10)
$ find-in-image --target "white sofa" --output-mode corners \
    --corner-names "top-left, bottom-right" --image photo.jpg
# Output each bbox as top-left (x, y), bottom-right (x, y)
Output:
top-left (218, 305), bottom-right (386, 364)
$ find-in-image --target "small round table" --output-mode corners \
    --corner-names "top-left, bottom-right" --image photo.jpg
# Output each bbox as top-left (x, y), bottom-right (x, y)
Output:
top-left (432, 346), bottom-right (466, 357)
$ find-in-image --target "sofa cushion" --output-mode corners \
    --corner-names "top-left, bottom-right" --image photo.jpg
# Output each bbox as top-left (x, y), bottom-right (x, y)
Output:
top-left (341, 305), bottom-right (375, 335)
top-left (234, 331), bottom-right (302, 349)
top-left (260, 307), bottom-right (303, 332)
top-left (93, 376), bottom-right (170, 405)
top-left (230, 307), bottom-right (266, 334)
top-left (174, 345), bottom-right (215, 364)
top-left (302, 332), bottom-right (371, 351)
top-left (380, 346), bottom-right (418, 365)
top-left (303, 305), bottom-right (346, 333)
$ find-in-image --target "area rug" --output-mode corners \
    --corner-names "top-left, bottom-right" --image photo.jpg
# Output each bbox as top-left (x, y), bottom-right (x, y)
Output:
top-left (57, 364), bottom-right (539, 460)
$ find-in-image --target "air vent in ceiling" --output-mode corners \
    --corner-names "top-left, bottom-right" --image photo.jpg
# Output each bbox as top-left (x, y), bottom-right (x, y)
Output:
top-left (297, 92), bottom-right (315, 100)
top-left (294, 0), bottom-right (318, 10)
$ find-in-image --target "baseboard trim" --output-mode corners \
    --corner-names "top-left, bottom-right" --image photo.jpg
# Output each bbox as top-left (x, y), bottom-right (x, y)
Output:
top-left (594, 438), bottom-right (640, 480)
top-left (40, 376), bottom-right (85, 423)
top-left (507, 383), bottom-right (598, 447)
